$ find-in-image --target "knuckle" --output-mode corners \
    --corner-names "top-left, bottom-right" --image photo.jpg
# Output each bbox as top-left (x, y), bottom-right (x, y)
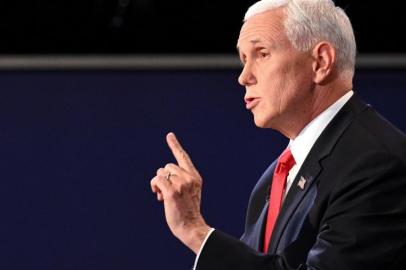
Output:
top-left (184, 174), bottom-right (201, 184)
top-left (184, 179), bottom-right (197, 190)
top-left (182, 175), bottom-right (193, 183)
top-left (182, 151), bottom-right (190, 160)
top-left (164, 163), bottom-right (175, 170)
top-left (156, 168), bottom-right (165, 175)
top-left (150, 176), bottom-right (158, 184)
top-left (150, 178), bottom-right (160, 189)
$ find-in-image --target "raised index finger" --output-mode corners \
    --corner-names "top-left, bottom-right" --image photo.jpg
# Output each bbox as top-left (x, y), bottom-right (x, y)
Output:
top-left (166, 132), bottom-right (195, 171)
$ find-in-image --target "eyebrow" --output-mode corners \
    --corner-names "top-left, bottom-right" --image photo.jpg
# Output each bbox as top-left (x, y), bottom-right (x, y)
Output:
top-left (236, 38), bottom-right (262, 52)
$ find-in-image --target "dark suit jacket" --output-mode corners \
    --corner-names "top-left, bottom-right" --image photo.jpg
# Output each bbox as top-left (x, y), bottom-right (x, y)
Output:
top-left (196, 94), bottom-right (406, 270)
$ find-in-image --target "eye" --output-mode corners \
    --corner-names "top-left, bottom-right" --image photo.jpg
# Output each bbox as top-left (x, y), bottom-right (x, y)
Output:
top-left (258, 50), bottom-right (269, 59)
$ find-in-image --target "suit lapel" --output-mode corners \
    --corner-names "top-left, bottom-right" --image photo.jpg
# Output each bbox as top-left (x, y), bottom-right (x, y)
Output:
top-left (268, 156), bottom-right (321, 253)
top-left (267, 94), bottom-right (369, 253)
top-left (241, 160), bottom-right (277, 250)
top-left (251, 162), bottom-right (277, 250)
top-left (251, 201), bottom-right (271, 250)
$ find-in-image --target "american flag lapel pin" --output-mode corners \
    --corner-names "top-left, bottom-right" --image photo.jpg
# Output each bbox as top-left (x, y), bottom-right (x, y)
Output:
top-left (297, 176), bottom-right (307, 190)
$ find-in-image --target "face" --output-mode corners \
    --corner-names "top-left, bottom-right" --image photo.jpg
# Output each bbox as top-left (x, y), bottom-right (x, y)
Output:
top-left (237, 8), bottom-right (315, 135)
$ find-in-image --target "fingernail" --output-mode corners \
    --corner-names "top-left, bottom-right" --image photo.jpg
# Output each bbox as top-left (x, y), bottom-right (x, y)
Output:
top-left (167, 132), bottom-right (175, 139)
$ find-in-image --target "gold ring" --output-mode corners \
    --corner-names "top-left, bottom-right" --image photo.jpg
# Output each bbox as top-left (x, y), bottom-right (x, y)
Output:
top-left (165, 172), bottom-right (172, 181)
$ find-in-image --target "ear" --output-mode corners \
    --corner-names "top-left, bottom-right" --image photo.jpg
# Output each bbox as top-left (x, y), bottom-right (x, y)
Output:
top-left (311, 42), bottom-right (336, 84)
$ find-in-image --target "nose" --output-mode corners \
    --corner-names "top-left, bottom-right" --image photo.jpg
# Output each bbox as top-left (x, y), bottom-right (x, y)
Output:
top-left (238, 63), bottom-right (257, 86)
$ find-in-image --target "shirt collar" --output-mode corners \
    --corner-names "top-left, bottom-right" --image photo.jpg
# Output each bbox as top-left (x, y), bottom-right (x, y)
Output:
top-left (289, 90), bottom-right (354, 168)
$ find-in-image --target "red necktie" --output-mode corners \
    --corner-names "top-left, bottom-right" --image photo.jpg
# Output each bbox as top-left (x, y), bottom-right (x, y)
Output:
top-left (263, 148), bottom-right (296, 253)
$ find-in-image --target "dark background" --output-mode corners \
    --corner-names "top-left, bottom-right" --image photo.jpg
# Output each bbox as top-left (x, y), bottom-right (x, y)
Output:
top-left (0, 69), bottom-right (405, 270)
top-left (0, 0), bottom-right (404, 54)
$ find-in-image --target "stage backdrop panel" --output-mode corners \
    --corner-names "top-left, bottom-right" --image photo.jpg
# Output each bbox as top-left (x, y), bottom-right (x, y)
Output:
top-left (0, 69), bottom-right (405, 270)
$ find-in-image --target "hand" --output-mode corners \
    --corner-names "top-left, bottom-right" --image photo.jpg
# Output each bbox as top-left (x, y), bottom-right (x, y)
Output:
top-left (150, 132), bottom-right (210, 253)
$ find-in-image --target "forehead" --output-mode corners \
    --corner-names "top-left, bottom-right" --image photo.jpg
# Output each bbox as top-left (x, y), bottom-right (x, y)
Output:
top-left (237, 8), bottom-right (287, 48)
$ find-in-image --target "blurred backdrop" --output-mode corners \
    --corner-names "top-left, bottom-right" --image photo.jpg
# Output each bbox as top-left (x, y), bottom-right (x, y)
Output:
top-left (0, 0), bottom-right (404, 54)
top-left (0, 1), bottom-right (405, 270)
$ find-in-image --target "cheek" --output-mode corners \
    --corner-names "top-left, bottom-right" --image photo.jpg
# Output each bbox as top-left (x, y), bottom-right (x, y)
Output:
top-left (258, 66), bottom-right (286, 94)
top-left (256, 60), bottom-right (306, 109)
top-left (277, 62), bottom-right (311, 96)
top-left (261, 71), bottom-right (287, 104)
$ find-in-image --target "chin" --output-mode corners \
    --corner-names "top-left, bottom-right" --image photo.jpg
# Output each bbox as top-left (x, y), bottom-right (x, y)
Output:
top-left (253, 116), bottom-right (273, 129)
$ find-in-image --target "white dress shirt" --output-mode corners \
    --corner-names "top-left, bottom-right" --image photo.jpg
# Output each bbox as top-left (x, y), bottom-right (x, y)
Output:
top-left (193, 90), bottom-right (354, 269)
top-left (285, 90), bottom-right (354, 198)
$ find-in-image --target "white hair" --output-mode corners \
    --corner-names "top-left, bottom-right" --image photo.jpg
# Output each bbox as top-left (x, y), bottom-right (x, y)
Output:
top-left (244, 0), bottom-right (356, 79)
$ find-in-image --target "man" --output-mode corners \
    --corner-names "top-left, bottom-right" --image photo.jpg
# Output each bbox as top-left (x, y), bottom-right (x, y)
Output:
top-left (150, 0), bottom-right (406, 269)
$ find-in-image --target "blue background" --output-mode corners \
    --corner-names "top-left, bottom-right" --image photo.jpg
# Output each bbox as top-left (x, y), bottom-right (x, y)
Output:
top-left (0, 69), bottom-right (405, 269)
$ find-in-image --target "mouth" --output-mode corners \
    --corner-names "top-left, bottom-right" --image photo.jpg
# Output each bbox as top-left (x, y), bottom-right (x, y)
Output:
top-left (244, 97), bottom-right (260, 110)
